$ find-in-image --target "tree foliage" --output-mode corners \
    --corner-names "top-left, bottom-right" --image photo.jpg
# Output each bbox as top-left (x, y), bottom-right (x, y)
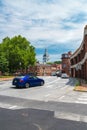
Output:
top-left (47, 60), bottom-right (62, 65)
top-left (54, 61), bottom-right (62, 64)
top-left (0, 35), bottom-right (36, 73)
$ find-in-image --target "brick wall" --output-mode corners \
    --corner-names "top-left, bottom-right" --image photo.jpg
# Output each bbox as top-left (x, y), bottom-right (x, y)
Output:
top-left (61, 51), bottom-right (72, 76)
top-left (70, 25), bottom-right (87, 80)
top-left (28, 64), bottom-right (62, 76)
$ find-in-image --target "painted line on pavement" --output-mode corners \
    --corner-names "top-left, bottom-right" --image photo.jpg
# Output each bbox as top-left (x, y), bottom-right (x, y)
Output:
top-left (78, 98), bottom-right (87, 101)
top-left (0, 102), bottom-right (23, 110)
top-left (44, 94), bottom-right (51, 97)
top-left (75, 101), bottom-right (87, 104)
top-left (46, 85), bottom-right (53, 88)
top-left (54, 111), bottom-right (87, 123)
top-left (58, 95), bottom-right (65, 100)
top-left (9, 105), bottom-right (18, 109)
top-left (45, 78), bottom-right (60, 85)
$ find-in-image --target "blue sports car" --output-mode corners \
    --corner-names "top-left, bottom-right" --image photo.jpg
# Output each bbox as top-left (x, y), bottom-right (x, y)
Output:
top-left (12, 75), bottom-right (45, 88)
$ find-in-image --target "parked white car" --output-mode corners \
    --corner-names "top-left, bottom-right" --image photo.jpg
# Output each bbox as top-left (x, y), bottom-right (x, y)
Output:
top-left (61, 73), bottom-right (69, 78)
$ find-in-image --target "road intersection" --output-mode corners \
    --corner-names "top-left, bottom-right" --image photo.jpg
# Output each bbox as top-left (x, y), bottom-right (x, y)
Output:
top-left (0, 76), bottom-right (87, 104)
top-left (0, 76), bottom-right (87, 129)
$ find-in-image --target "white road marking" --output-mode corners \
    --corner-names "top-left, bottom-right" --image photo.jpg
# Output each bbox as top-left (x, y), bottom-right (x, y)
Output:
top-left (54, 111), bottom-right (87, 123)
top-left (45, 94), bottom-right (51, 97)
top-left (46, 85), bottom-right (53, 88)
top-left (78, 98), bottom-right (87, 101)
top-left (58, 96), bottom-right (65, 100)
top-left (9, 105), bottom-right (17, 109)
top-left (75, 101), bottom-right (87, 104)
top-left (77, 95), bottom-right (87, 104)
top-left (45, 78), bottom-right (60, 85)
top-left (33, 123), bottom-right (42, 130)
top-left (0, 103), bottom-right (23, 110)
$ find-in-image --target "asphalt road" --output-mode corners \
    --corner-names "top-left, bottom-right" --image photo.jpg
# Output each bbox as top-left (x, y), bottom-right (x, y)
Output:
top-left (0, 107), bottom-right (87, 130)
top-left (0, 76), bottom-right (86, 104)
top-left (0, 76), bottom-right (87, 129)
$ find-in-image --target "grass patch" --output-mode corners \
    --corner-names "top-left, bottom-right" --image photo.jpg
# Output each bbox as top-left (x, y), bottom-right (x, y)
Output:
top-left (74, 79), bottom-right (87, 92)
top-left (75, 80), bottom-right (81, 86)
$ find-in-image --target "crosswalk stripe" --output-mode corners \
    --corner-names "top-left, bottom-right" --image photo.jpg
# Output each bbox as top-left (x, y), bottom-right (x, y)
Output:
top-left (78, 98), bottom-right (87, 101)
top-left (75, 101), bottom-right (87, 104)
top-left (54, 111), bottom-right (87, 123)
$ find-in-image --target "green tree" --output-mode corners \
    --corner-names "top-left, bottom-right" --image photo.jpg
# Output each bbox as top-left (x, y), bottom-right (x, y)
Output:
top-left (47, 60), bottom-right (62, 65)
top-left (0, 35), bottom-right (36, 73)
top-left (0, 53), bottom-right (9, 73)
top-left (54, 61), bottom-right (62, 64)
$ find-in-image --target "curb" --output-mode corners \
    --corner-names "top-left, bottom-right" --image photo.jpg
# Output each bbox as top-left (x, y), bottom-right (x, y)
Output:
top-left (73, 86), bottom-right (87, 92)
top-left (0, 78), bottom-right (14, 81)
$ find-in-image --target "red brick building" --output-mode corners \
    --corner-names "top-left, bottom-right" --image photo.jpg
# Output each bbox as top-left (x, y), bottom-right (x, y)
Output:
top-left (61, 51), bottom-right (72, 76)
top-left (70, 25), bottom-right (87, 80)
top-left (28, 63), bottom-right (62, 76)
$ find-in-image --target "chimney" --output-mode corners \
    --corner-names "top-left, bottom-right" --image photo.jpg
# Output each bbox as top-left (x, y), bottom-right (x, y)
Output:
top-left (84, 25), bottom-right (87, 35)
top-left (68, 51), bottom-right (72, 56)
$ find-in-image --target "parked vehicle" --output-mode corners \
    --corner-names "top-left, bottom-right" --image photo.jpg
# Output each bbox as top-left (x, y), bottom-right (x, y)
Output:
top-left (12, 75), bottom-right (45, 88)
top-left (51, 72), bottom-right (57, 76)
top-left (61, 73), bottom-right (69, 78)
top-left (56, 71), bottom-right (61, 77)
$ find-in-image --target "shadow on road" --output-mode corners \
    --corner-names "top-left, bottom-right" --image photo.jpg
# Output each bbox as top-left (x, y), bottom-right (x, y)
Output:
top-left (66, 78), bottom-right (76, 87)
top-left (10, 85), bottom-right (41, 89)
top-left (0, 107), bottom-right (87, 130)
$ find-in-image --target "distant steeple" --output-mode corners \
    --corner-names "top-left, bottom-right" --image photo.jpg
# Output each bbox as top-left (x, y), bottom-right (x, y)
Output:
top-left (43, 48), bottom-right (49, 64)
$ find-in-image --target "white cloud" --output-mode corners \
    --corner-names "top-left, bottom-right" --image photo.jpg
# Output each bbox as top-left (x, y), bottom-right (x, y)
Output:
top-left (0, 0), bottom-right (87, 61)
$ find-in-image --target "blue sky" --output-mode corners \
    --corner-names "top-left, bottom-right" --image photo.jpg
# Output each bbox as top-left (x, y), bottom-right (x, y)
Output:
top-left (0, 0), bottom-right (87, 62)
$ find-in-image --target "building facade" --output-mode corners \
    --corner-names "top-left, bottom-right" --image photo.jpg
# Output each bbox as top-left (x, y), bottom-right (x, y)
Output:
top-left (70, 25), bottom-right (87, 80)
top-left (61, 51), bottom-right (72, 76)
top-left (28, 63), bottom-right (62, 76)
top-left (27, 48), bottom-right (62, 76)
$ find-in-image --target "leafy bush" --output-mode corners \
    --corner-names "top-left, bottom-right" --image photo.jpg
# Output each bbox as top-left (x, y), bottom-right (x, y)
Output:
top-left (75, 80), bottom-right (81, 86)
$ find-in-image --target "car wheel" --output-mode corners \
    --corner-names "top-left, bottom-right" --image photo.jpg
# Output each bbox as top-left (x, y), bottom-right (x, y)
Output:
top-left (41, 81), bottom-right (44, 86)
top-left (25, 83), bottom-right (30, 88)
